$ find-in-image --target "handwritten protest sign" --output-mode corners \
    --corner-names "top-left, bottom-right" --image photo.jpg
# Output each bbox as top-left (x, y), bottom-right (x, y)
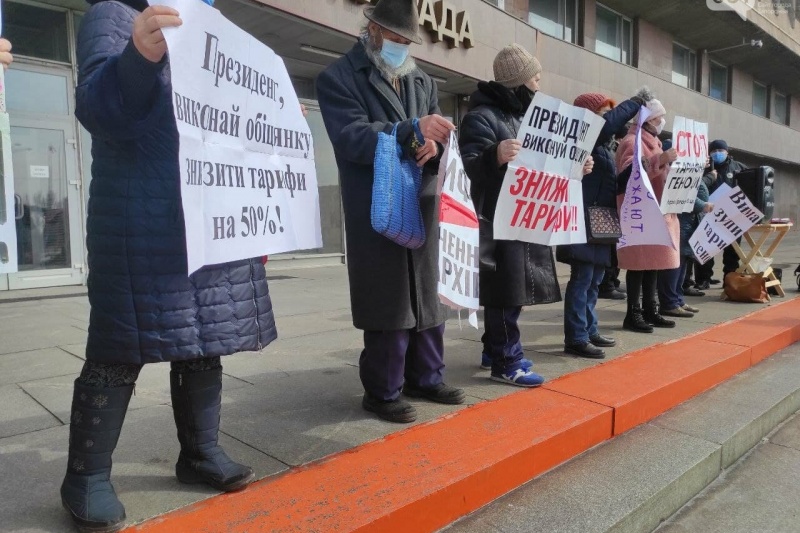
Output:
top-left (493, 92), bottom-right (604, 246)
top-left (160, 0), bottom-right (322, 274)
top-left (618, 107), bottom-right (674, 250)
top-left (437, 131), bottom-right (479, 328)
top-left (689, 184), bottom-right (763, 265)
top-left (660, 117), bottom-right (708, 214)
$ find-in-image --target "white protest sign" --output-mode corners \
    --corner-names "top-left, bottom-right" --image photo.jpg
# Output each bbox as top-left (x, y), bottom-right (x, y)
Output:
top-left (493, 92), bottom-right (604, 246)
top-left (660, 117), bottom-right (708, 214)
top-left (159, 0), bottom-right (322, 274)
top-left (618, 107), bottom-right (674, 250)
top-left (689, 185), bottom-right (763, 265)
top-left (0, 112), bottom-right (17, 274)
top-left (437, 131), bottom-right (479, 328)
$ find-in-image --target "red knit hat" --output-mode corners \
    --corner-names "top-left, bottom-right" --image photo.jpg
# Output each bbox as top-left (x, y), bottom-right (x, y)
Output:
top-left (573, 93), bottom-right (616, 113)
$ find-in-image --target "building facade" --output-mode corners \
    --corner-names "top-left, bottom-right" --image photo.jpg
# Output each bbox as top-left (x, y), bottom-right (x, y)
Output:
top-left (2, 0), bottom-right (799, 291)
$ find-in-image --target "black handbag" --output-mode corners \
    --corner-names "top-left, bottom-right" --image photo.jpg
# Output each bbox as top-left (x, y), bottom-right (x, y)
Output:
top-left (586, 205), bottom-right (622, 244)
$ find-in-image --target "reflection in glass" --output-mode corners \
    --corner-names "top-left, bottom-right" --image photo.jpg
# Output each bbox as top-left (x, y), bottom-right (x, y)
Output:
top-left (288, 107), bottom-right (342, 255)
top-left (709, 62), bottom-right (728, 102)
top-left (6, 69), bottom-right (70, 116)
top-left (3, 2), bottom-right (70, 63)
top-left (752, 83), bottom-right (768, 117)
top-left (12, 127), bottom-right (70, 270)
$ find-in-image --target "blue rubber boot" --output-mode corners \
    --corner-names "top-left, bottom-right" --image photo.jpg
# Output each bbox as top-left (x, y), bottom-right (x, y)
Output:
top-left (60, 381), bottom-right (132, 532)
top-left (170, 367), bottom-right (255, 492)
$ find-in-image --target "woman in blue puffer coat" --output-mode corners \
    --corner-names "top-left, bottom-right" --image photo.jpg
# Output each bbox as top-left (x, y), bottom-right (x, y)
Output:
top-left (556, 92), bottom-right (643, 358)
top-left (60, 1), bottom-right (277, 531)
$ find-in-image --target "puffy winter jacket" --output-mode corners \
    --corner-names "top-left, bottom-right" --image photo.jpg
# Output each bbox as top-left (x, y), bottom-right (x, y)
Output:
top-left (556, 98), bottom-right (640, 266)
top-left (77, 0), bottom-right (276, 364)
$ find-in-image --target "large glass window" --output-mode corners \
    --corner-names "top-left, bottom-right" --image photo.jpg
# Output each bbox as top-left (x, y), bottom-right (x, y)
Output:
top-left (753, 82), bottom-right (768, 117)
top-left (774, 91), bottom-right (790, 125)
top-left (529, 0), bottom-right (577, 43)
top-left (672, 43), bottom-right (696, 90)
top-left (595, 4), bottom-right (632, 65)
top-left (3, 2), bottom-right (70, 63)
top-left (709, 61), bottom-right (729, 102)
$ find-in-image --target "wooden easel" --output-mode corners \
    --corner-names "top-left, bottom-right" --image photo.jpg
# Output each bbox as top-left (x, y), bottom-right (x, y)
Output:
top-left (731, 223), bottom-right (793, 298)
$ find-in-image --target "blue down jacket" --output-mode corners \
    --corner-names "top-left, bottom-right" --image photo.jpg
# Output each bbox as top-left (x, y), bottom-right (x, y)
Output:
top-left (556, 98), bottom-right (641, 266)
top-left (77, 0), bottom-right (276, 364)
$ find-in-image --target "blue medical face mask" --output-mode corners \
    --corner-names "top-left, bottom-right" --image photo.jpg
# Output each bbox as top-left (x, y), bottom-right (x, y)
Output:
top-left (202, 0), bottom-right (214, 5)
top-left (711, 151), bottom-right (727, 164)
top-left (380, 38), bottom-right (410, 68)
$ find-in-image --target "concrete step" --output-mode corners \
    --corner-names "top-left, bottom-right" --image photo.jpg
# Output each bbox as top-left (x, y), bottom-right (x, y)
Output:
top-left (441, 344), bottom-right (800, 533)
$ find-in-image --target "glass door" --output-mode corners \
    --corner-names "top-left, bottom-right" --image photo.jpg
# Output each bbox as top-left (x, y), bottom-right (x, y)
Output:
top-left (2, 63), bottom-right (84, 289)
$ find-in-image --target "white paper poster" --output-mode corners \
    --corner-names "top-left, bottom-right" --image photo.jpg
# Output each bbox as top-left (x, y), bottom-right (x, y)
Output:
top-left (160, 0), bottom-right (322, 274)
top-left (660, 117), bottom-right (708, 214)
top-left (689, 184), bottom-right (763, 265)
top-left (492, 92), bottom-right (604, 246)
top-left (437, 131), bottom-right (478, 328)
top-left (617, 107), bottom-right (674, 250)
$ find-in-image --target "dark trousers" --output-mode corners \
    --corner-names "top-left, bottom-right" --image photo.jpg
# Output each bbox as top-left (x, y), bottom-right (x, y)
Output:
top-left (482, 306), bottom-right (524, 371)
top-left (659, 262), bottom-right (688, 310)
top-left (683, 258), bottom-right (697, 289)
top-left (627, 270), bottom-right (658, 309)
top-left (723, 240), bottom-right (741, 277)
top-left (599, 249), bottom-right (621, 292)
top-left (360, 325), bottom-right (445, 401)
top-left (696, 257), bottom-right (714, 285)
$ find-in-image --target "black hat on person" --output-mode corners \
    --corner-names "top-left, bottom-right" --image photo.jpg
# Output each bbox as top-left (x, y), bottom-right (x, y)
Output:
top-left (364, 0), bottom-right (423, 45)
top-left (709, 139), bottom-right (729, 151)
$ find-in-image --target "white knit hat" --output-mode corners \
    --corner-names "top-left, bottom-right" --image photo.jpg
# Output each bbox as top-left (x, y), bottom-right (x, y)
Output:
top-left (645, 98), bottom-right (666, 119)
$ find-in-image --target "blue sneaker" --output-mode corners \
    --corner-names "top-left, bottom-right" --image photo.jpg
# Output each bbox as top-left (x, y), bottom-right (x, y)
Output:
top-left (480, 353), bottom-right (533, 371)
top-left (490, 367), bottom-right (545, 387)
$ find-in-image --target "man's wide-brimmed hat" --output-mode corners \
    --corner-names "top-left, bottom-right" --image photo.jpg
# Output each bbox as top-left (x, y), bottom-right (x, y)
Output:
top-left (364, 0), bottom-right (423, 45)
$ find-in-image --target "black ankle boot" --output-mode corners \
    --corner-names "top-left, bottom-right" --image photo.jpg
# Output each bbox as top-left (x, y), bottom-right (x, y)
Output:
top-left (61, 381), bottom-right (133, 533)
top-left (643, 303), bottom-right (676, 328)
top-left (623, 305), bottom-right (654, 333)
top-left (170, 367), bottom-right (255, 492)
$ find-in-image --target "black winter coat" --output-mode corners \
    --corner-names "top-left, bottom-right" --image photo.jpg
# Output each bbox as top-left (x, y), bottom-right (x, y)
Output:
top-left (76, 0), bottom-right (277, 365)
top-left (556, 99), bottom-right (641, 266)
top-left (459, 82), bottom-right (561, 308)
top-left (316, 41), bottom-right (446, 331)
top-left (703, 157), bottom-right (746, 194)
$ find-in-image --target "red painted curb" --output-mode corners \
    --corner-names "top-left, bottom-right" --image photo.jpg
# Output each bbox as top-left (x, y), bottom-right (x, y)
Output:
top-left (126, 297), bottom-right (800, 533)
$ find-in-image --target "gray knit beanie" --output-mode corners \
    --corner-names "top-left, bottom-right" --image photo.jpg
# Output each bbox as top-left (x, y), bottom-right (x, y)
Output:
top-left (493, 44), bottom-right (542, 88)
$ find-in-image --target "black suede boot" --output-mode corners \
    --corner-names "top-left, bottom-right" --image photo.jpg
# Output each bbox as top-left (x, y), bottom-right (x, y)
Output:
top-left (170, 367), bottom-right (255, 492)
top-left (643, 302), bottom-right (676, 328)
top-left (623, 305), bottom-right (654, 333)
top-left (60, 381), bottom-right (133, 533)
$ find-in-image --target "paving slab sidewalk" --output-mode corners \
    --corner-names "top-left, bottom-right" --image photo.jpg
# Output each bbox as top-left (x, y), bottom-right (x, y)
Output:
top-left (1, 230), bottom-right (799, 531)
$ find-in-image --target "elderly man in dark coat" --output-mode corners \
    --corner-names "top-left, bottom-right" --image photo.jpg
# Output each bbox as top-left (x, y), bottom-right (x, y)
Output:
top-left (60, 1), bottom-right (277, 531)
top-left (317, 0), bottom-right (464, 423)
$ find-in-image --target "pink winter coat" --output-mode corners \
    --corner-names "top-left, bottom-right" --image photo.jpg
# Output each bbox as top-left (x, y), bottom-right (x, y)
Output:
top-left (615, 125), bottom-right (680, 271)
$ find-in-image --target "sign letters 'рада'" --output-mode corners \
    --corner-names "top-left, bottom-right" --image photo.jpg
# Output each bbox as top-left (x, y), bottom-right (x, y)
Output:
top-left (493, 92), bottom-right (604, 246)
top-left (437, 131), bottom-right (479, 328)
top-left (661, 117), bottom-right (708, 214)
top-left (617, 106), bottom-right (674, 250)
top-left (689, 184), bottom-right (763, 265)
top-left (349, 0), bottom-right (475, 49)
top-left (159, 0), bottom-right (322, 274)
